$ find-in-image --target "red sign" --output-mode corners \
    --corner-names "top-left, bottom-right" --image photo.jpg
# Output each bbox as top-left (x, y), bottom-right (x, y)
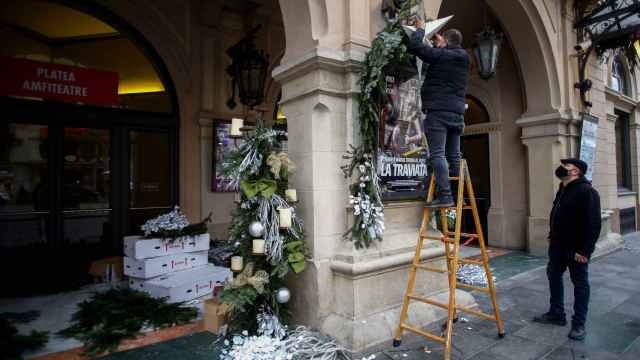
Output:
top-left (0, 57), bottom-right (119, 106)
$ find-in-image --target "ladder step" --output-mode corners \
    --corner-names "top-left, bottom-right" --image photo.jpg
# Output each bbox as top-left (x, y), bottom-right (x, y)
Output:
top-left (456, 282), bottom-right (490, 293)
top-left (424, 205), bottom-right (473, 210)
top-left (444, 231), bottom-right (478, 238)
top-left (407, 294), bottom-right (497, 321)
top-left (449, 177), bottom-right (459, 180)
top-left (458, 258), bottom-right (483, 265)
top-left (458, 205), bottom-right (473, 210)
top-left (413, 263), bottom-right (447, 273)
top-left (421, 234), bottom-right (446, 241)
top-left (408, 294), bottom-right (448, 310)
top-left (400, 323), bottom-right (445, 343)
top-left (456, 304), bottom-right (497, 321)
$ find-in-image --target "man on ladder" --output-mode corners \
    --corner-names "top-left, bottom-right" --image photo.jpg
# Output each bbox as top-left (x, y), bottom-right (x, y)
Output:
top-left (408, 18), bottom-right (469, 208)
top-left (395, 19), bottom-right (504, 360)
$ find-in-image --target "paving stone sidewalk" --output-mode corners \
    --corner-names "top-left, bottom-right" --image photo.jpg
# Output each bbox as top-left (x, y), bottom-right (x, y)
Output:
top-left (361, 234), bottom-right (640, 360)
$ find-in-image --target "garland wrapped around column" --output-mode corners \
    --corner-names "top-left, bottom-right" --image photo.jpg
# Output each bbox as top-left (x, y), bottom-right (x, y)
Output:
top-left (342, 1), bottom-right (416, 248)
top-left (219, 124), bottom-right (307, 333)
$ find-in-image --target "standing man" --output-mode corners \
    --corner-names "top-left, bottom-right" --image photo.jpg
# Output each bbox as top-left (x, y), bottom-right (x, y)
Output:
top-left (407, 19), bottom-right (469, 207)
top-left (533, 158), bottom-right (601, 341)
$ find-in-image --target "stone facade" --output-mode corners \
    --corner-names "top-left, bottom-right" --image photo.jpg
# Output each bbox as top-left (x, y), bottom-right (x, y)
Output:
top-left (91, 0), bottom-right (638, 351)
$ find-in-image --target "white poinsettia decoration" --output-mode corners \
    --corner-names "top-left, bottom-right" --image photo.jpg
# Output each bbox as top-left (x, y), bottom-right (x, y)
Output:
top-left (140, 206), bottom-right (189, 236)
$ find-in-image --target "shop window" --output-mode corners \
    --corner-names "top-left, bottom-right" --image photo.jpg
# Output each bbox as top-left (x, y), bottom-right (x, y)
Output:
top-left (610, 55), bottom-right (631, 96)
top-left (615, 111), bottom-right (632, 191)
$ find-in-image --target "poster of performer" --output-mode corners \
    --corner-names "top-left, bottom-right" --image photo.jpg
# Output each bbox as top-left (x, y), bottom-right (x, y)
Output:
top-left (378, 74), bottom-right (428, 198)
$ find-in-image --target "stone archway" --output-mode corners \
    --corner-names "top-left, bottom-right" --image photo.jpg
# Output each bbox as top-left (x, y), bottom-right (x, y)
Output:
top-left (88, 0), bottom-right (202, 222)
top-left (486, 0), bottom-right (561, 116)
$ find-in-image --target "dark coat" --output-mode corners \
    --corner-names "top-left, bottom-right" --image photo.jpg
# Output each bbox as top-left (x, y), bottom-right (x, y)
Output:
top-left (549, 177), bottom-right (602, 257)
top-left (407, 28), bottom-right (470, 115)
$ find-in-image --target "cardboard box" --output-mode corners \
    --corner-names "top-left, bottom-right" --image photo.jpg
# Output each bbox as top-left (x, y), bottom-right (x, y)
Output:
top-left (123, 233), bottom-right (210, 260)
top-left (128, 264), bottom-right (232, 303)
top-left (203, 298), bottom-right (230, 335)
top-left (124, 251), bottom-right (209, 279)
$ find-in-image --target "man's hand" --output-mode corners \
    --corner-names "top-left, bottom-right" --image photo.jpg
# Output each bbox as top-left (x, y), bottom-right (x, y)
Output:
top-left (433, 33), bottom-right (446, 48)
top-left (574, 253), bottom-right (588, 263)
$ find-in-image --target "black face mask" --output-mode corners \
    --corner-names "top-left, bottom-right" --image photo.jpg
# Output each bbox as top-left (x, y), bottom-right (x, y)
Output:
top-left (555, 166), bottom-right (569, 179)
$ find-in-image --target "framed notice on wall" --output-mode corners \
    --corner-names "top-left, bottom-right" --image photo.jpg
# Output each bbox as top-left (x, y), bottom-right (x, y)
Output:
top-left (579, 113), bottom-right (599, 181)
top-left (212, 120), bottom-right (244, 192)
top-left (377, 71), bottom-right (428, 200)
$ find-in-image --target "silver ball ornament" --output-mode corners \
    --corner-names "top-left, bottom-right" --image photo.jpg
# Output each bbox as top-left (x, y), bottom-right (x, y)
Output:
top-left (275, 287), bottom-right (291, 304)
top-left (248, 221), bottom-right (265, 237)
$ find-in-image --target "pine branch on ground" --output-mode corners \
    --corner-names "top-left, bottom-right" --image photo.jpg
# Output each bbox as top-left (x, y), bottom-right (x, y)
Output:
top-left (0, 311), bottom-right (48, 360)
top-left (58, 287), bottom-right (197, 357)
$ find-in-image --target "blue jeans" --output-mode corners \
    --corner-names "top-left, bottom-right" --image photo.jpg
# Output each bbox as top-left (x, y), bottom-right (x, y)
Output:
top-left (547, 246), bottom-right (590, 327)
top-left (423, 111), bottom-right (463, 195)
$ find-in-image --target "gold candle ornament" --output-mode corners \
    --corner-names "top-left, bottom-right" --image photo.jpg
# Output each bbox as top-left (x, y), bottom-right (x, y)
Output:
top-left (285, 189), bottom-right (297, 202)
top-left (252, 239), bottom-right (265, 254)
top-left (230, 118), bottom-right (243, 136)
top-left (278, 207), bottom-right (292, 228)
top-left (230, 256), bottom-right (243, 271)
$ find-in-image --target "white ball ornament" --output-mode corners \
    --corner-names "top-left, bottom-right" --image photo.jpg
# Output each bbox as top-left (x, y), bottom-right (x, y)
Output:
top-left (248, 221), bottom-right (265, 237)
top-left (275, 287), bottom-right (291, 304)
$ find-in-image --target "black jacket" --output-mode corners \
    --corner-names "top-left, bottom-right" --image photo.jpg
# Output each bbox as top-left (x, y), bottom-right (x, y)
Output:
top-left (549, 177), bottom-right (601, 257)
top-left (407, 28), bottom-right (469, 115)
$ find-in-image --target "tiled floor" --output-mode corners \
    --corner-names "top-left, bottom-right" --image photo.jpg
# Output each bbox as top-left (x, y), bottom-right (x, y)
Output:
top-left (362, 233), bottom-right (640, 359)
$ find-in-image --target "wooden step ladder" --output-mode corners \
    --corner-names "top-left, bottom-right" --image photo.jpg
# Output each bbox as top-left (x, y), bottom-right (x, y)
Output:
top-left (393, 159), bottom-right (505, 360)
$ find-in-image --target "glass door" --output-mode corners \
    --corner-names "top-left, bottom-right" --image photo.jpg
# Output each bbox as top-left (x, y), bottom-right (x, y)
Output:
top-left (61, 127), bottom-right (111, 248)
top-left (0, 123), bottom-right (51, 247)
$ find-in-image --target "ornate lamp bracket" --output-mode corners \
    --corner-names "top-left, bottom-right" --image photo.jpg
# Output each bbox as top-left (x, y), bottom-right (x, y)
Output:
top-left (573, 0), bottom-right (640, 108)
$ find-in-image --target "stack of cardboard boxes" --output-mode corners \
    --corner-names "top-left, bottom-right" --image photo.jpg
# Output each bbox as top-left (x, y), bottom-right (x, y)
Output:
top-left (123, 233), bottom-right (231, 303)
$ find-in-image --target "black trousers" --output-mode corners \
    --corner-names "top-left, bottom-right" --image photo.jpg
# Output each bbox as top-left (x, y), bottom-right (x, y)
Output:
top-left (547, 246), bottom-right (590, 327)
top-left (423, 111), bottom-right (464, 195)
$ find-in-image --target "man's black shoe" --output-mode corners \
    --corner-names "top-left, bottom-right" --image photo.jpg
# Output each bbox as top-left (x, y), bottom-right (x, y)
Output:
top-left (532, 312), bottom-right (567, 326)
top-left (568, 326), bottom-right (586, 341)
top-left (425, 195), bottom-right (454, 208)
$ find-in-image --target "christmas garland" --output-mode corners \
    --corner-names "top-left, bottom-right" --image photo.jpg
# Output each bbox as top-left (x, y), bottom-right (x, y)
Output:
top-left (342, 1), bottom-right (414, 248)
top-left (219, 124), bottom-right (307, 333)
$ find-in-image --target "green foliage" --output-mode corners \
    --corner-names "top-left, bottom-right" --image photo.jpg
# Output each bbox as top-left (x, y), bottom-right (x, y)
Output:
top-left (0, 311), bottom-right (48, 360)
top-left (219, 285), bottom-right (259, 313)
top-left (342, 1), bottom-right (414, 249)
top-left (219, 123), bottom-right (307, 333)
top-left (58, 288), bottom-right (197, 357)
top-left (284, 241), bottom-right (306, 273)
top-left (357, 2), bottom-right (413, 153)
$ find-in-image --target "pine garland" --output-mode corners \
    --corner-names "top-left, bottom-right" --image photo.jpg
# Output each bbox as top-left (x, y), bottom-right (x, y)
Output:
top-left (58, 288), bottom-right (197, 357)
top-left (342, 1), bottom-right (414, 248)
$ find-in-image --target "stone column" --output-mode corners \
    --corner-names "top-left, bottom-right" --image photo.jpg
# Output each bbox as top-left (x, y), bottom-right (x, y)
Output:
top-left (517, 114), bottom-right (573, 255)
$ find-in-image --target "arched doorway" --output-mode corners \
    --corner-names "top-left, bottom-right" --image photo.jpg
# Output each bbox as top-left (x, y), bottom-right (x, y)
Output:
top-left (436, 0), bottom-right (543, 250)
top-left (0, 0), bottom-right (179, 296)
top-left (462, 96), bottom-right (492, 243)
